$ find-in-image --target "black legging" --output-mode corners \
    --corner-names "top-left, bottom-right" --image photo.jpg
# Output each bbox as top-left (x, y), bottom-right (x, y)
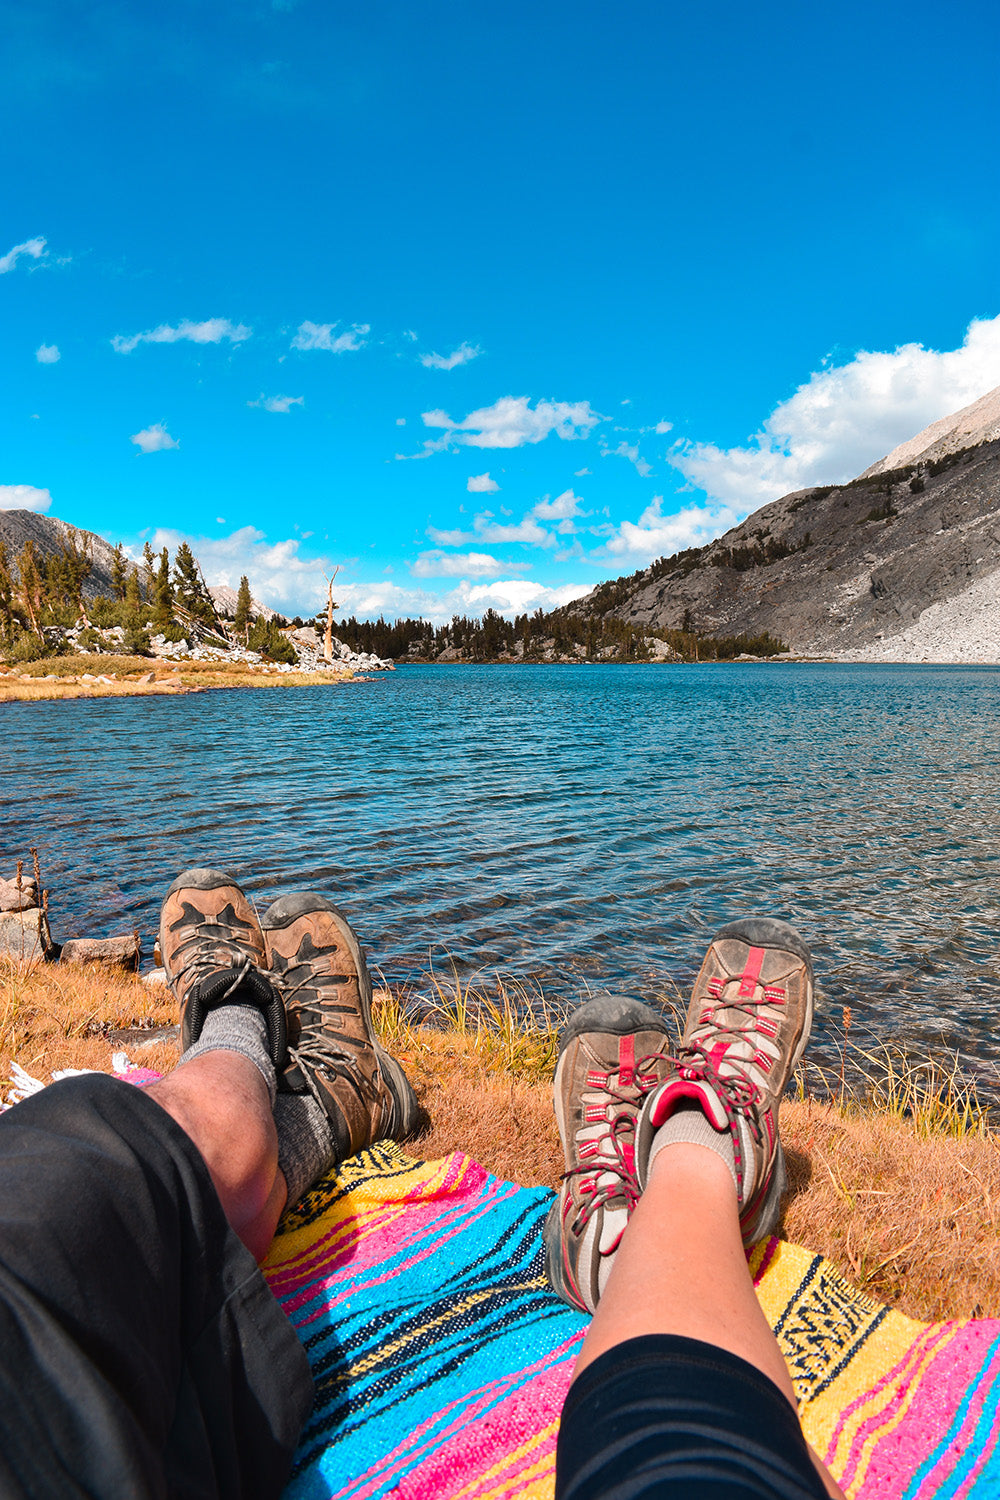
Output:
top-left (556, 1334), bottom-right (828, 1499)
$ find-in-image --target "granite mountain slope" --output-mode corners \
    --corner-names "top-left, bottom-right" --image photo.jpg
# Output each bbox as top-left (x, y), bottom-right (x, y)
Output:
top-left (570, 388), bottom-right (1000, 655)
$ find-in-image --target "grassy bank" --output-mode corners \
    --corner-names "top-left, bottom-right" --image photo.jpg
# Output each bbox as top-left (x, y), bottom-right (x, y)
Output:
top-left (0, 654), bottom-right (355, 701)
top-left (2, 958), bottom-right (997, 1324)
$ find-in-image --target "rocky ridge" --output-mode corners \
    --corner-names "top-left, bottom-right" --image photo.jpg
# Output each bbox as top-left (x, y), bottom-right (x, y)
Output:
top-left (569, 386), bottom-right (1000, 660)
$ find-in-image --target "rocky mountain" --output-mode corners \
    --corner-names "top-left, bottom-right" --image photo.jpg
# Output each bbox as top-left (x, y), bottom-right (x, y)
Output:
top-left (0, 510), bottom-right (274, 622)
top-left (569, 386), bottom-right (1000, 658)
top-left (861, 385), bottom-right (1000, 478)
top-left (0, 511), bottom-right (121, 597)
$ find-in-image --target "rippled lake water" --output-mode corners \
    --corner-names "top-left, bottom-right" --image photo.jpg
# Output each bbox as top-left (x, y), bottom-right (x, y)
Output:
top-left (4, 663), bottom-right (1000, 1082)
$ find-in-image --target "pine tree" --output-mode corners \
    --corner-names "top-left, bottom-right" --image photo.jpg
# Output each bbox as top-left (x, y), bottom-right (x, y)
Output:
top-left (172, 543), bottom-right (215, 627)
top-left (142, 542), bottom-right (156, 599)
top-left (154, 548), bottom-right (173, 630)
top-left (110, 544), bottom-right (128, 602)
top-left (0, 542), bottom-right (14, 642)
top-left (17, 541), bottom-right (43, 638)
top-left (233, 576), bottom-right (253, 642)
top-left (124, 566), bottom-right (143, 615)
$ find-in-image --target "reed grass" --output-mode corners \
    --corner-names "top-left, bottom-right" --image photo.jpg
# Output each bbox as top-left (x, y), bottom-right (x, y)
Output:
top-left (0, 653), bottom-right (354, 701)
top-left (4, 957), bottom-right (1000, 1322)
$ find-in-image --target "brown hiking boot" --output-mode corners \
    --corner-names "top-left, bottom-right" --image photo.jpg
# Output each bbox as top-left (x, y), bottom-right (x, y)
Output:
top-left (543, 996), bottom-right (674, 1313)
top-left (637, 917), bottom-right (814, 1246)
top-left (159, 867), bottom-right (287, 1064)
top-left (261, 893), bottom-right (420, 1160)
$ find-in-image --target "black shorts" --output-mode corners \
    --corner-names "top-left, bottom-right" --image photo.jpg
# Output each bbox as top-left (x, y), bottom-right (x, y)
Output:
top-left (556, 1334), bottom-right (828, 1500)
top-left (0, 1072), bottom-right (313, 1499)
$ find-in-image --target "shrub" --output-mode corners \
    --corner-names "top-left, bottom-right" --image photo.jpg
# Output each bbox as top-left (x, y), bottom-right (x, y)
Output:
top-left (5, 633), bottom-right (45, 663)
top-left (247, 618), bottom-right (297, 664)
top-left (120, 625), bottom-right (152, 656)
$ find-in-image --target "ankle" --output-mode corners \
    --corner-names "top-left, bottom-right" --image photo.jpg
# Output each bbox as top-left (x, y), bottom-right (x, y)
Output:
top-left (647, 1138), bottom-right (739, 1197)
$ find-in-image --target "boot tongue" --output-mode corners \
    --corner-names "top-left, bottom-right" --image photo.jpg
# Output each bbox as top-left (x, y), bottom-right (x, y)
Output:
top-left (648, 1076), bottom-right (729, 1131)
top-left (194, 964), bottom-right (276, 1012)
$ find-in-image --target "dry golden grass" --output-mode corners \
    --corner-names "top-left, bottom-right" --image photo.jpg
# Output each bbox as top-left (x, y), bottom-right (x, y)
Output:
top-left (0, 653), bottom-right (354, 701)
top-left (4, 960), bottom-right (999, 1324)
top-left (0, 959), bottom-right (179, 1080)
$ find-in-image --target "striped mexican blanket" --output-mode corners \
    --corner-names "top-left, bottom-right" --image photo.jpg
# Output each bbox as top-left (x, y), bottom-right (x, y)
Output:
top-left (263, 1142), bottom-right (1000, 1499)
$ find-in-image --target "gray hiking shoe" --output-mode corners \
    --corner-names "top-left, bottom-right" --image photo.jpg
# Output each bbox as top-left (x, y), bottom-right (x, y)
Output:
top-left (636, 917), bottom-right (814, 1247)
top-left (160, 867), bottom-right (287, 1065)
top-left (543, 996), bottom-right (674, 1314)
top-left (262, 893), bottom-right (420, 1161)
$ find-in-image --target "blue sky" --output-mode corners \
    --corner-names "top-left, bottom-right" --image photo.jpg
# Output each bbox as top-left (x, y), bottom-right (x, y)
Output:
top-left (2, 0), bottom-right (998, 621)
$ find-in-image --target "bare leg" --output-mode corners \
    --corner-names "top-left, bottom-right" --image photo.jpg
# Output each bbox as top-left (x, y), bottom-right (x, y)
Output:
top-left (147, 1052), bottom-right (288, 1263)
top-left (575, 1142), bottom-right (844, 1499)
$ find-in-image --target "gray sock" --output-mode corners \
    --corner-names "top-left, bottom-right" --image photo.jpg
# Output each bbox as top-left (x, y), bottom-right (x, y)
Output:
top-left (180, 1004), bottom-right (277, 1104)
top-left (646, 1101), bottom-right (747, 1198)
top-left (274, 1092), bottom-right (338, 1207)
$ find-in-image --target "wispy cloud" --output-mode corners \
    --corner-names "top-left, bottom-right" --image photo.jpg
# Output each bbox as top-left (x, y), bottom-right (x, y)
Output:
top-left (131, 422), bottom-right (179, 454)
top-left (113, 319), bottom-right (251, 355)
top-left (420, 341), bottom-right (481, 370)
top-left (291, 321), bottom-right (369, 353)
top-left (248, 393), bottom-right (304, 413)
top-left (35, 343), bottom-right (60, 364)
top-left (671, 313), bottom-right (1000, 510)
top-left (410, 549), bottom-right (529, 578)
top-left (428, 511), bottom-right (553, 548)
top-left (532, 488), bottom-right (584, 521)
top-left (467, 472), bottom-right (499, 493)
top-left (0, 483), bottom-right (52, 512)
top-left (602, 438), bottom-right (652, 476)
top-left (0, 237), bottom-right (46, 274)
top-left (413, 395), bottom-right (602, 455)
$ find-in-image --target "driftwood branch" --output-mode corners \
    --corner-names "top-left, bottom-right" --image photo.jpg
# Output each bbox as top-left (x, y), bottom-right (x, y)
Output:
top-left (323, 566), bottom-right (342, 664)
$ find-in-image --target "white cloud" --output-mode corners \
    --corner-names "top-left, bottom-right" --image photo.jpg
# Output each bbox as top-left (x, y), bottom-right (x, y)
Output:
top-left (603, 439), bottom-right (652, 477)
top-left (139, 526), bottom-right (584, 623)
top-left (0, 238), bottom-right (46, 274)
top-left (131, 423), bottom-right (179, 454)
top-left (332, 576), bottom-right (592, 626)
top-left (672, 313), bottom-right (1000, 510)
top-left (427, 512), bottom-right (553, 548)
top-left (0, 483), bottom-right (52, 512)
top-left (417, 395), bottom-right (602, 453)
top-left (533, 488), bottom-right (583, 521)
top-left (596, 494), bottom-right (742, 565)
top-left (467, 472), bottom-right (499, 493)
top-left (291, 320), bottom-right (369, 353)
top-left (35, 343), bottom-right (60, 364)
top-left (147, 525), bottom-right (335, 614)
top-left (655, 420), bottom-right (673, 435)
top-left (112, 319), bottom-right (251, 355)
top-left (420, 341), bottom-right (481, 370)
top-left (411, 549), bottom-right (529, 579)
top-left (396, 417), bottom-right (407, 426)
top-left (248, 393), bottom-right (304, 413)
top-left (574, 467), bottom-right (591, 476)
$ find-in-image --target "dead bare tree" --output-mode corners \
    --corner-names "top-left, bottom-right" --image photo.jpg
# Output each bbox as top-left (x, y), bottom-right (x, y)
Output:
top-left (323, 566), bottom-right (342, 664)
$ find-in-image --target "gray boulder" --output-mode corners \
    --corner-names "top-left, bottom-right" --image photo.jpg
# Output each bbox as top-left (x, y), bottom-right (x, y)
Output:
top-left (0, 909), bottom-right (52, 962)
top-left (60, 934), bottom-right (141, 970)
top-left (0, 877), bottom-right (38, 913)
